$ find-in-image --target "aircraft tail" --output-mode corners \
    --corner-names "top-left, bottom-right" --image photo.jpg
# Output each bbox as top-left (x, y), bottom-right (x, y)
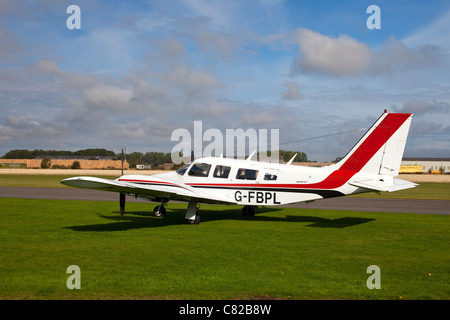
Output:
top-left (332, 111), bottom-right (417, 192)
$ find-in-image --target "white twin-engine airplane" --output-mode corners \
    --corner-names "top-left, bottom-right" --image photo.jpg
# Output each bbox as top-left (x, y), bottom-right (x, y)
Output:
top-left (61, 111), bottom-right (417, 224)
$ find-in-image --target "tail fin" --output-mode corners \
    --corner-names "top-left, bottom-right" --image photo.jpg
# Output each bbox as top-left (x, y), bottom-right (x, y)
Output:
top-left (334, 112), bottom-right (413, 177)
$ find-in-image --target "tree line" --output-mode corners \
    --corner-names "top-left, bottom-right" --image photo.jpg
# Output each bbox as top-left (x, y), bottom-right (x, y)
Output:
top-left (1, 148), bottom-right (116, 159)
top-left (2, 149), bottom-right (309, 169)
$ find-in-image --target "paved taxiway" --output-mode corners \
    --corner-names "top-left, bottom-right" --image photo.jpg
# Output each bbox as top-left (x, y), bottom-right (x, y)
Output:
top-left (1, 186), bottom-right (448, 215)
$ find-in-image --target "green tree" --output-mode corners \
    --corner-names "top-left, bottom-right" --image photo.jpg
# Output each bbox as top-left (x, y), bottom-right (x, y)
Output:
top-left (2, 149), bottom-right (34, 159)
top-left (40, 159), bottom-right (51, 169)
top-left (71, 161), bottom-right (81, 169)
top-left (279, 150), bottom-right (308, 162)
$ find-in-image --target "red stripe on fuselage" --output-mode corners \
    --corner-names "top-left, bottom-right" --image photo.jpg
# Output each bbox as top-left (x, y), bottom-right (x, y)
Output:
top-left (118, 178), bottom-right (191, 191)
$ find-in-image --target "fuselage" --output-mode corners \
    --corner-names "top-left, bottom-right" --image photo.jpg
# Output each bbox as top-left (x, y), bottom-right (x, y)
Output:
top-left (117, 156), bottom-right (368, 206)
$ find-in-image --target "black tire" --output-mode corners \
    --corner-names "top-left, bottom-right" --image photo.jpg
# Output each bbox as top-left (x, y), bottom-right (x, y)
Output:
top-left (242, 205), bottom-right (256, 216)
top-left (153, 205), bottom-right (167, 217)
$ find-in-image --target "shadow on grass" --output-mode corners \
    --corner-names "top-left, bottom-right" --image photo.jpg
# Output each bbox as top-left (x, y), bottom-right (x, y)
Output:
top-left (65, 206), bottom-right (375, 232)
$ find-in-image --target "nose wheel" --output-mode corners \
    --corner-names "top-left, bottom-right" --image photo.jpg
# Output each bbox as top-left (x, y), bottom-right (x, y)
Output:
top-left (153, 204), bottom-right (167, 217)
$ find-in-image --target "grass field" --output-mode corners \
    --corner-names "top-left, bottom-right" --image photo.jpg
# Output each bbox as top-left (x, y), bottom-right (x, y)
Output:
top-left (0, 198), bottom-right (448, 300)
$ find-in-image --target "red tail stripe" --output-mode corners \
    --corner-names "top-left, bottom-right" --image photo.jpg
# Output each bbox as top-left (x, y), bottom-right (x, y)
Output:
top-left (339, 113), bottom-right (410, 173)
top-left (305, 113), bottom-right (411, 189)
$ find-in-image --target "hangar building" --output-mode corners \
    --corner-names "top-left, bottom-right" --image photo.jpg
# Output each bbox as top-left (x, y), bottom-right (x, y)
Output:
top-left (401, 158), bottom-right (450, 174)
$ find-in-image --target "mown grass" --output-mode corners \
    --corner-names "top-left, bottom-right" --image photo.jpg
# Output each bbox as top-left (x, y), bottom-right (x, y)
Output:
top-left (0, 198), bottom-right (448, 300)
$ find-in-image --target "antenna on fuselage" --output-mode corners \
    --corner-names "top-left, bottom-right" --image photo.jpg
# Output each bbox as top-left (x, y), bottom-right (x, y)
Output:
top-left (246, 150), bottom-right (256, 161)
top-left (286, 153), bottom-right (297, 165)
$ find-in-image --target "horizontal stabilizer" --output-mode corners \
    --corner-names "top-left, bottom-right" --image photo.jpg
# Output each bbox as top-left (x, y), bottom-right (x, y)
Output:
top-left (350, 178), bottom-right (418, 192)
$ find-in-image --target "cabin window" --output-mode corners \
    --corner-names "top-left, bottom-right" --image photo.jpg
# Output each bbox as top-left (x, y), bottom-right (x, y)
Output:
top-left (213, 165), bottom-right (231, 178)
top-left (236, 168), bottom-right (258, 180)
top-left (264, 173), bottom-right (277, 181)
top-left (188, 163), bottom-right (211, 177)
top-left (176, 163), bottom-right (191, 175)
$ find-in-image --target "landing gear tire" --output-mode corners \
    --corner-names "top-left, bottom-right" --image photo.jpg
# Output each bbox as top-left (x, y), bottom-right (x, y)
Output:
top-left (153, 205), bottom-right (166, 217)
top-left (242, 205), bottom-right (256, 216)
top-left (185, 214), bottom-right (200, 225)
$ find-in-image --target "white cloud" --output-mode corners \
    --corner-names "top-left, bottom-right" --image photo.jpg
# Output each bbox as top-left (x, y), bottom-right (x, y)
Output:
top-left (162, 65), bottom-right (223, 94)
top-left (292, 28), bottom-right (444, 77)
top-left (367, 36), bottom-right (442, 74)
top-left (393, 100), bottom-right (450, 115)
top-left (34, 59), bottom-right (64, 76)
top-left (83, 85), bottom-right (133, 112)
top-left (292, 28), bottom-right (372, 76)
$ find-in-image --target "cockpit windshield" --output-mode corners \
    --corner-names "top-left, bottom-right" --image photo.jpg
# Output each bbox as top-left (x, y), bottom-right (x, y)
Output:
top-left (176, 163), bottom-right (191, 175)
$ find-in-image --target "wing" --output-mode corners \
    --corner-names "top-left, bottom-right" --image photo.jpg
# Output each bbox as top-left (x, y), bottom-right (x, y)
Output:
top-left (60, 176), bottom-right (232, 204)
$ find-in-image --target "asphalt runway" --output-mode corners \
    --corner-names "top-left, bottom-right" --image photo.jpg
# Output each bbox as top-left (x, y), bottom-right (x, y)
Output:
top-left (1, 186), bottom-right (448, 215)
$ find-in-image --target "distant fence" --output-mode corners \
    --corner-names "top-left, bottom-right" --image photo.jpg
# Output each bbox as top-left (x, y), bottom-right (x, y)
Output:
top-left (0, 163), bottom-right (27, 168)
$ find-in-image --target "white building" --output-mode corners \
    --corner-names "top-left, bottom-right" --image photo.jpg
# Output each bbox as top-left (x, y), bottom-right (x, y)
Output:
top-left (401, 158), bottom-right (450, 174)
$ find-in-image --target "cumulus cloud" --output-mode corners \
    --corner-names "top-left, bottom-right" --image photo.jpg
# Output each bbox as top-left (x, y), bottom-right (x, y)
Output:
top-left (34, 59), bottom-right (64, 76)
top-left (292, 28), bottom-right (443, 77)
top-left (0, 115), bottom-right (59, 142)
top-left (83, 86), bottom-right (133, 112)
top-left (292, 28), bottom-right (372, 76)
top-left (2, 55), bottom-right (300, 155)
top-left (368, 36), bottom-right (442, 74)
top-left (162, 65), bottom-right (223, 91)
top-left (393, 100), bottom-right (450, 115)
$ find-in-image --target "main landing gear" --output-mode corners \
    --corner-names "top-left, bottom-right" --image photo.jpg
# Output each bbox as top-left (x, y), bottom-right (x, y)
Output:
top-left (119, 197), bottom-right (254, 225)
top-left (152, 200), bottom-right (200, 224)
top-left (242, 205), bottom-right (257, 216)
top-left (184, 201), bottom-right (200, 225)
top-left (118, 195), bottom-right (200, 225)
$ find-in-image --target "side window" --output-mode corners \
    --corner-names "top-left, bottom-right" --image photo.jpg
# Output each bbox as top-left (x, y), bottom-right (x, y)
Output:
top-left (176, 163), bottom-right (191, 176)
top-left (264, 173), bottom-right (277, 181)
top-left (188, 163), bottom-right (211, 177)
top-left (213, 165), bottom-right (231, 178)
top-left (236, 168), bottom-right (258, 180)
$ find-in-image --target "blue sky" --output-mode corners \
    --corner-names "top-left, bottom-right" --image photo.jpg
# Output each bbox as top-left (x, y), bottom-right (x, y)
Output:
top-left (1, 0), bottom-right (449, 161)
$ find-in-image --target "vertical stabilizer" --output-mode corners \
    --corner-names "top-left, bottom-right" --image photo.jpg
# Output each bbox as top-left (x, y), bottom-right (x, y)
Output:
top-left (333, 112), bottom-right (413, 177)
